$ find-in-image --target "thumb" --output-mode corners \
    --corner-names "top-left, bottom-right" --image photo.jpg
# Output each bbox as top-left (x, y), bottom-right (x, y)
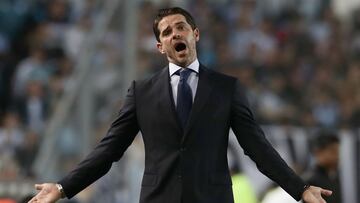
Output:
top-left (321, 188), bottom-right (333, 196)
top-left (35, 184), bottom-right (43, 190)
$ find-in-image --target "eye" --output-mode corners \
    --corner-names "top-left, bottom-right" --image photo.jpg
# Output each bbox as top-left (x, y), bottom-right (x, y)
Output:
top-left (162, 29), bottom-right (171, 36)
top-left (177, 25), bottom-right (184, 30)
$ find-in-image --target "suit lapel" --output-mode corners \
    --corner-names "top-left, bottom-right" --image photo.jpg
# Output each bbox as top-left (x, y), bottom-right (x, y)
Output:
top-left (182, 65), bottom-right (213, 143)
top-left (157, 67), bottom-right (183, 137)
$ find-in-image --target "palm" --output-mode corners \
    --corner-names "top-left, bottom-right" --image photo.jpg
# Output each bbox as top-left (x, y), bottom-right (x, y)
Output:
top-left (28, 183), bottom-right (61, 203)
top-left (302, 186), bottom-right (332, 203)
top-left (36, 188), bottom-right (55, 201)
top-left (305, 193), bottom-right (324, 203)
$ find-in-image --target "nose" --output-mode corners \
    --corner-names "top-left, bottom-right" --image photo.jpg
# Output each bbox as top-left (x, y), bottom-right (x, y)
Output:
top-left (173, 32), bottom-right (181, 39)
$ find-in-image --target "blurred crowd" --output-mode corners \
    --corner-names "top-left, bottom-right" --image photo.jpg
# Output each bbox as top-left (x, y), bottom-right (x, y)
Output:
top-left (0, 0), bottom-right (359, 201)
top-left (0, 0), bottom-right (99, 181)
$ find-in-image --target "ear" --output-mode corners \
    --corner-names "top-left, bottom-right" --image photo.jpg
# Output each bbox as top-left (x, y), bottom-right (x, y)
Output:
top-left (194, 28), bottom-right (200, 42)
top-left (157, 42), bottom-right (165, 54)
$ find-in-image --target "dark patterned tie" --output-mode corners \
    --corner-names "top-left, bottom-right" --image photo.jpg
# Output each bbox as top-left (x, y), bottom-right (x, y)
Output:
top-left (176, 68), bottom-right (193, 129)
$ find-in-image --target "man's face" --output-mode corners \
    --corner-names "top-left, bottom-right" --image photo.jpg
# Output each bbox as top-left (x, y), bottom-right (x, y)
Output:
top-left (156, 14), bottom-right (199, 67)
top-left (315, 143), bottom-right (340, 171)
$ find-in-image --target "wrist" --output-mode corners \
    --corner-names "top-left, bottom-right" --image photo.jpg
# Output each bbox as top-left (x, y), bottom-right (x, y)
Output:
top-left (303, 184), bottom-right (310, 191)
top-left (55, 183), bottom-right (66, 199)
top-left (302, 184), bottom-right (311, 199)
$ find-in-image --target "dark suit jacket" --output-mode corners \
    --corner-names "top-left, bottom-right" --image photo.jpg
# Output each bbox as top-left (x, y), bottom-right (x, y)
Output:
top-left (59, 65), bottom-right (306, 203)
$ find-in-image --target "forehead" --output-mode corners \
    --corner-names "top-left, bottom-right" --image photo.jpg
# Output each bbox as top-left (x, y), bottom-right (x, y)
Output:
top-left (158, 14), bottom-right (188, 31)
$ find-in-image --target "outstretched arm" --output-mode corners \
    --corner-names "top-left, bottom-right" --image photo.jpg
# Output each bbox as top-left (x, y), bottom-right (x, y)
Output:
top-left (29, 81), bottom-right (139, 202)
top-left (230, 80), bottom-right (332, 202)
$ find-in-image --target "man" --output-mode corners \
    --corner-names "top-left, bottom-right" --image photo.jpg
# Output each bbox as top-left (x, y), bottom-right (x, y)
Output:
top-left (305, 131), bottom-right (342, 203)
top-left (29, 7), bottom-right (332, 203)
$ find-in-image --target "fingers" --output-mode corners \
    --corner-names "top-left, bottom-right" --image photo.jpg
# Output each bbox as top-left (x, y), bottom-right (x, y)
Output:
top-left (35, 184), bottom-right (43, 190)
top-left (321, 188), bottom-right (333, 196)
top-left (28, 196), bottom-right (38, 203)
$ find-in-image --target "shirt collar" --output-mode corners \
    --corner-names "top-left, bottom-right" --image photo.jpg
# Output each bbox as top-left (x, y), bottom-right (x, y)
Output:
top-left (169, 59), bottom-right (199, 76)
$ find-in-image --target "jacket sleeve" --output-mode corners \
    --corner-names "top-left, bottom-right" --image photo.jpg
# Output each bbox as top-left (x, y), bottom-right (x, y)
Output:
top-left (230, 80), bottom-right (306, 201)
top-left (58, 81), bottom-right (139, 198)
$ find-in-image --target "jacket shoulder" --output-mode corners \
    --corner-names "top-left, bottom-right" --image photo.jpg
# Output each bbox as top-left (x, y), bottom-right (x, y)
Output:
top-left (201, 66), bottom-right (238, 87)
top-left (134, 67), bottom-right (168, 88)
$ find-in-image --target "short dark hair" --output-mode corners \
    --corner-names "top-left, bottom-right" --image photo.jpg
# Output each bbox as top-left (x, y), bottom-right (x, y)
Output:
top-left (153, 7), bottom-right (197, 42)
top-left (310, 131), bottom-right (339, 152)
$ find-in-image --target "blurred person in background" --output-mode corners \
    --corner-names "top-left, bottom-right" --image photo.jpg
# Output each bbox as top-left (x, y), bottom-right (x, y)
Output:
top-left (12, 46), bottom-right (50, 100)
top-left (228, 143), bottom-right (258, 203)
top-left (15, 79), bottom-right (49, 134)
top-left (0, 111), bottom-right (24, 161)
top-left (16, 130), bottom-right (39, 177)
top-left (29, 7), bottom-right (331, 203)
top-left (0, 111), bottom-right (23, 180)
top-left (304, 131), bottom-right (342, 203)
top-left (48, 55), bottom-right (73, 103)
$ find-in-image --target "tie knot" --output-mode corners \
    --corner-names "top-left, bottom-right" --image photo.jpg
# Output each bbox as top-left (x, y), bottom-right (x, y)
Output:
top-left (178, 68), bottom-right (192, 81)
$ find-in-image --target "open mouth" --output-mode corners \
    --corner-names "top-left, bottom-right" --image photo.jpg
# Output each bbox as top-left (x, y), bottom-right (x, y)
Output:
top-left (174, 42), bottom-right (187, 52)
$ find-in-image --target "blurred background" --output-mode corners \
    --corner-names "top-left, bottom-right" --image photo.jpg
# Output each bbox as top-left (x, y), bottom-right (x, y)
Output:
top-left (0, 0), bottom-right (359, 202)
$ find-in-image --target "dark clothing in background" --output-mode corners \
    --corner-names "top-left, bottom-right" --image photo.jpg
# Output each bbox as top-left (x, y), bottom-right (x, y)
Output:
top-left (306, 165), bottom-right (342, 203)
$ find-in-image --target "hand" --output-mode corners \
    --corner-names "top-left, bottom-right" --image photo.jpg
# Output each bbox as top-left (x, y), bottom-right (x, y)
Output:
top-left (28, 183), bottom-right (62, 203)
top-left (302, 186), bottom-right (332, 203)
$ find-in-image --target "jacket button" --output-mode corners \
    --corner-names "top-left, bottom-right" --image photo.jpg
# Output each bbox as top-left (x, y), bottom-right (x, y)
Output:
top-left (178, 175), bottom-right (182, 180)
top-left (180, 148), bottom-right (186, 152)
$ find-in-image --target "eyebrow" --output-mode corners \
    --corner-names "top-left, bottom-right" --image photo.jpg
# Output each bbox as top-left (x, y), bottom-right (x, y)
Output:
top-left (174, 21), bottom-right (187, 26)
top-left (161, 21), bottom-right (187, 33)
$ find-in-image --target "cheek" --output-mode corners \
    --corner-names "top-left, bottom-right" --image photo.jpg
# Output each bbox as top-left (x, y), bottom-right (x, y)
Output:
top-left (325, 151), bottom-right (338, 162)
top-left (164, 42), bottom-right (173, 51)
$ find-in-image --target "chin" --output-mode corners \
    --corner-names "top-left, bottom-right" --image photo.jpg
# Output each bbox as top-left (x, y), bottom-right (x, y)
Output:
top-left (173, 57), bottom-right (185, 63)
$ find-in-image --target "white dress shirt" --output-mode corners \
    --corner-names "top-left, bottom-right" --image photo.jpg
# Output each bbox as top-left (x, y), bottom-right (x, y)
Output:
top-left (169, 59), bottom-right (199, 106)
